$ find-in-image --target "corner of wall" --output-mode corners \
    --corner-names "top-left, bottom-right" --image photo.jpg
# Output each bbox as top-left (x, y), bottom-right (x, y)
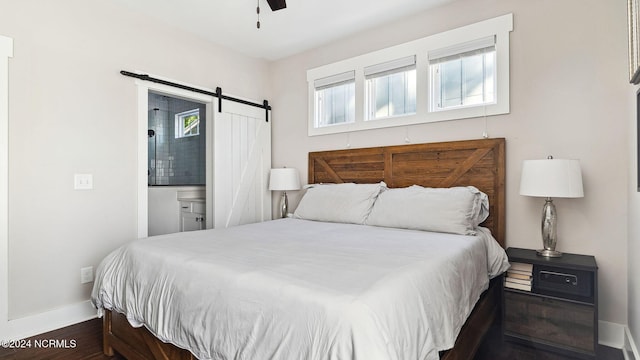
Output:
top-left (0, 33), bottom-right (14, 338)
top-left (599, 321), bottom-right (639, 360)
top-left (625, 326), bottom-right (639, 360)
top-left (629, 84), bottom-right (640, 360)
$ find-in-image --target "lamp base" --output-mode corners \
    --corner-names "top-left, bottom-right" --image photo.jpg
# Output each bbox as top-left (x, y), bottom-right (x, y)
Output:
top-left (537, 249), bottom-right (563, 257)
top-left (539, 198), bottom-right (561, 258)
top-left (278, 192), bottom-right (289, 219)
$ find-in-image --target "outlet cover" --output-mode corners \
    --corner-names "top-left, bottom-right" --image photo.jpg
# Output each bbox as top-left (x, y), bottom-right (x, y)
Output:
top-left (80, 266), bottom-right (94, 284)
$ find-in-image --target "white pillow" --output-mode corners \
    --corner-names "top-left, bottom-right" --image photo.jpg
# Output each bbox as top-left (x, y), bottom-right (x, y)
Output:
top-left (365, 185), bottom-right (489, 235)
top-left (293, 182), bottom-right (386, 224)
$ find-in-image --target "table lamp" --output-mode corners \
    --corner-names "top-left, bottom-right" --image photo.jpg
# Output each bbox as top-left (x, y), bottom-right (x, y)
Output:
top-left (519, 156), bottom-right (584, 257)
top-left (269, 168), bottom-right (301, 218)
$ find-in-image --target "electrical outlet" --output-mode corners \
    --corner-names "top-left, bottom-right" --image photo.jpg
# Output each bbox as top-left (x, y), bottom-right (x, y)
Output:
top-left (80, 266), bottom-right (94, 284)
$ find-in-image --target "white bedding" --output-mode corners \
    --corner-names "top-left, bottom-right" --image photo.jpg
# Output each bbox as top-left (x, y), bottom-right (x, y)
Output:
top-left (91, 218), bottom-right (509, 360)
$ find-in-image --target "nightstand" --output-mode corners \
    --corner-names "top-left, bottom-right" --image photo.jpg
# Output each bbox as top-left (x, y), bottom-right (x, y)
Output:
top-left (503, 247), bottom-right (598, 359)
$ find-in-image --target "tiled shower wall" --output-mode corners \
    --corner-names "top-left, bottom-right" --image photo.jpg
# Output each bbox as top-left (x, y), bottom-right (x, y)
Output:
top-left (148, 92), bottom-right (206, 185)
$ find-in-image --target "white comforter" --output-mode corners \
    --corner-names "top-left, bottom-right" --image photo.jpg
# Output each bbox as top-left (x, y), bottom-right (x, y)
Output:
top-left (91, 218), bottom-right (509, 360)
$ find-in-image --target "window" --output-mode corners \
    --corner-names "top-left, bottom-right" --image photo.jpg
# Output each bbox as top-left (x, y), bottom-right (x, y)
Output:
top-left (313, 71), bottom-right (355, 128)
top-left (306, 14), bottom-right (512, 136)
top-left (429, 36), bottom-right (496, 112)
top-left (175, 109), bottom-right (200, 138)
top-left (365, 56), bottom-right (416, 120)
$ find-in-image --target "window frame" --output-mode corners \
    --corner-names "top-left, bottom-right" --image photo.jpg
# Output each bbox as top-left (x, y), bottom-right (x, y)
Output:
top-left (313, 71), bottom-right (356, 128)
top-left (428, 36), bottom-right (497, 112)
top-left (364, 55), bottom-right (417, 121)
top-left (175, 108), bottom-right (200, 138)
top-left (306, 14), bottom-right (513, 136)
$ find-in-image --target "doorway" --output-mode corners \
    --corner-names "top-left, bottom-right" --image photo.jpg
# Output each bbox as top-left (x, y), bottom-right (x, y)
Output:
top-left (135, 76), bottom-right (272, 239)
top-left (135, 80), bottom-right (214, 239)
top-left (147, 92), bottom-right (207, 235)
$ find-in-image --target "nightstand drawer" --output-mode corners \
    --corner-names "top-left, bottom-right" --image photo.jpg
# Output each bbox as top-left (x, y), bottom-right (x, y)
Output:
top-left (504, 291), bottom-right (595, 353)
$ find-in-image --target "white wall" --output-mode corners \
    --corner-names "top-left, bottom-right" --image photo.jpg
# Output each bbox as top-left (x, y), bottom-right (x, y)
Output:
top-left (148, 186), bottom-right (205, 236)
top-left (0, 0), bottom-right (270, 320)
top-left (269, 0), bottom-right (631, 326)
top-left (0, 0), bottom-right (635, 344)
top-left (149, 186), bottom-right (181, 236)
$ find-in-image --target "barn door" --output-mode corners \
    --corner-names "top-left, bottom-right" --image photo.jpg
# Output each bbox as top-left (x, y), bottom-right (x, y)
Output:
top-left (212, 99), bottom-right (271, 228)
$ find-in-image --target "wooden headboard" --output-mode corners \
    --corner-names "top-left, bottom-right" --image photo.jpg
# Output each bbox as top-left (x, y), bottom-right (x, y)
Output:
top-left (308, 138), bottom-right (506, 248)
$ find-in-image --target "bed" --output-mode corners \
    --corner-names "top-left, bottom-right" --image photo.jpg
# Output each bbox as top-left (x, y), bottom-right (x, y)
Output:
top-left (92, 137), bottom-right (507, 360)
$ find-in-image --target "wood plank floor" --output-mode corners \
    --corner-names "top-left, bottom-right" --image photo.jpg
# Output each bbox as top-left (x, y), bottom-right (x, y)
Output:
top-left (0, 317), bottom-right (625, 360)
top-left (0, 319), bottom-right (123, 360)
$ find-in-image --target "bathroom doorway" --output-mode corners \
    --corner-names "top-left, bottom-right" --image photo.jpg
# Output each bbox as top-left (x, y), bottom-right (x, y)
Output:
top-left (134, 75), bottom-right (271, 239)
top-left (147, 92), bottom-right (207, 235)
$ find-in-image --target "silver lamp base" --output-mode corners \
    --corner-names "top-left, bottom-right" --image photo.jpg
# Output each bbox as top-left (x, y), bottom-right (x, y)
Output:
top-left (536, 249), bottom-right (563, 257)
top-left (278, 191), bottom-right (289, 218)
top-left (537, 197), bottom-right (562, 258)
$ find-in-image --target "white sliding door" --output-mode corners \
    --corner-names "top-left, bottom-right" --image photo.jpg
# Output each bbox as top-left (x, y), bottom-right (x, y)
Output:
top-left (213, 99), bottom-right (271, 228)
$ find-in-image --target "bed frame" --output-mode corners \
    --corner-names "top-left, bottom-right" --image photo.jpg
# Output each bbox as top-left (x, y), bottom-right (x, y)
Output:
top-left (102, 137), bottom-right (506, 360)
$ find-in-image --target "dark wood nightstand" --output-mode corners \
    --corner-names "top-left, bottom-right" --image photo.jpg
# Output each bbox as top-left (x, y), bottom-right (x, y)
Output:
top-left (503, 247), bottom-right (598, 359)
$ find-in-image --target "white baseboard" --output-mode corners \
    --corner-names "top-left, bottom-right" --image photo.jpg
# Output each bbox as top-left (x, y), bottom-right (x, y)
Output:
top-left (2, 300), bottom-right (97, 341)
top-left (600, 321), bottom-right (626, 348)
top-left (625, 326), bottom-right (639, 360)
top-left (598, 321), bottom-right (640, 360)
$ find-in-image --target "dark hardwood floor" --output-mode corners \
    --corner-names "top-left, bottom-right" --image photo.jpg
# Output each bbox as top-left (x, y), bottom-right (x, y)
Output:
top-left (0, 317), bottom-right (625, 360)
top-left (0, 319), bottom-right (123, 360)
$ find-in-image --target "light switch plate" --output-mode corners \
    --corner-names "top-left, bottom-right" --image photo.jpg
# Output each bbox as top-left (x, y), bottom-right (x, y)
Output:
top-left (74, 174), bottom-right (93, 190)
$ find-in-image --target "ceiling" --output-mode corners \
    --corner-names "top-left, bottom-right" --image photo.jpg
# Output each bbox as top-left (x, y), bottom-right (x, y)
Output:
top-left (110, 0), bottom-right (455, 61)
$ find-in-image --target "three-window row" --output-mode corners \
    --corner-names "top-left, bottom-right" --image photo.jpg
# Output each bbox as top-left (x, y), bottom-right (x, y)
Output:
top-left (306, 14), bottom-right (513, 136)
top-left (314, 35), bottom-right (496, 129)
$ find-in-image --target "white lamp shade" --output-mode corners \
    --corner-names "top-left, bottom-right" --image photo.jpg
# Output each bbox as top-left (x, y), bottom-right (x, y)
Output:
top-left (520, 159), bottom-right (584, 198)
top-left (268, 168), bottom-right (301, 191)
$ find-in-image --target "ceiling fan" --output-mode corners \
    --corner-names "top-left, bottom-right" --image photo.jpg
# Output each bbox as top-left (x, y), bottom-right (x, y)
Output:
top-left (257, 0), bottom-right (286, 28)
top-left (266, 0), bottom-right (286, 11)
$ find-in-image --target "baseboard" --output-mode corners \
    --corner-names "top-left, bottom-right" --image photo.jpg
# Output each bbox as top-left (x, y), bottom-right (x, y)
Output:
top-left (600, 321), bottom-right (626, 348)
top-left (598, 321), bottom-right (640, 360)
top-left (624, 326), bottom-right (640, 360)
top-left (2, 300), bottom-right (97, 341)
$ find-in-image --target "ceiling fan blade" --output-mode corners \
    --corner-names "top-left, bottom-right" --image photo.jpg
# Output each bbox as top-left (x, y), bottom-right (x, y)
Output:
top-left (266, 0), bottom-right (286, 11)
